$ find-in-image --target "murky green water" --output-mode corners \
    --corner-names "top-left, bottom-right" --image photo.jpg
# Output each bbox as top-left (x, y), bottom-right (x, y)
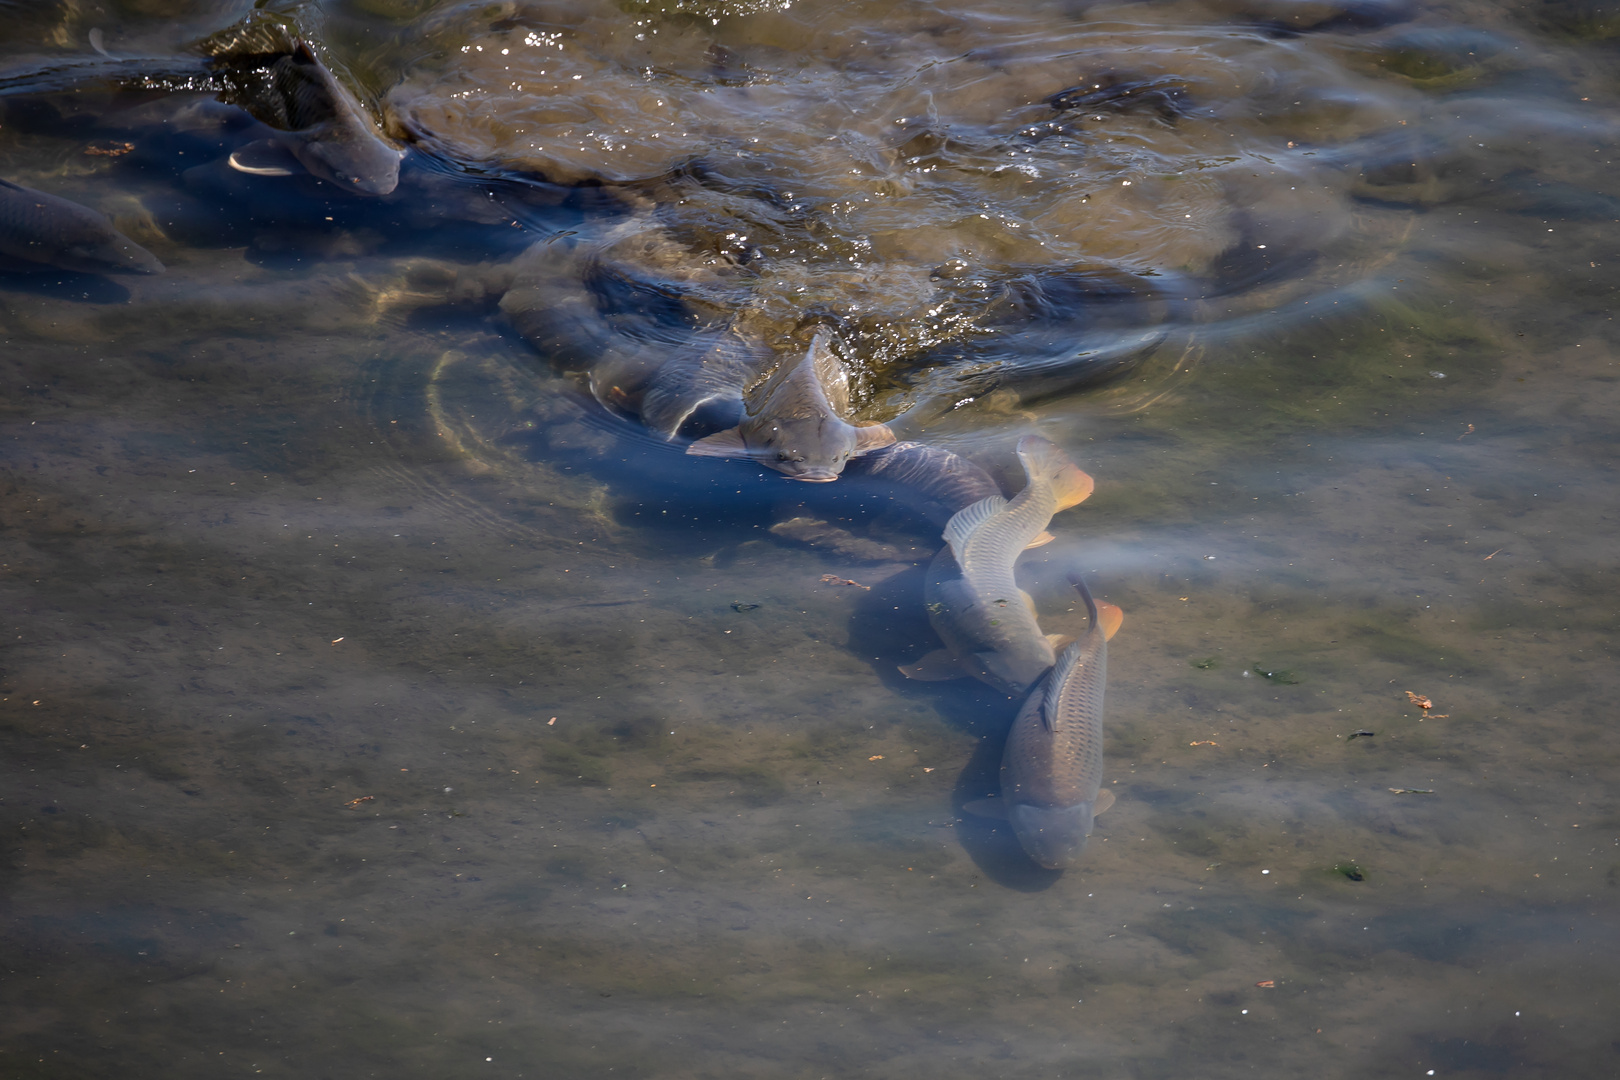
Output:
top-left (2, 0), bottom-right (1618, 1077)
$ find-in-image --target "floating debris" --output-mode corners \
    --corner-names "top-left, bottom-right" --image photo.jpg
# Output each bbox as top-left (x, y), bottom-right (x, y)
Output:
top-left (1404, 691), bottom-right (1433, 711)
top-left (820, 574), bottom-right (872, 590)
top-left (1255, 980), bottom-right (1275, 988)
top-left (1189, 740), bottom-right (1220, 747)
top-left (730, 601), bottom-right (761, 611)
top-left (1253, 664), bottom-right (1300, 684)
top-left (1388, 787), bottom-right (1434, 795)
top-left (1333, 861), bottom-right (1364, 881)
top-left (344, 795), bottom-right (374, 808)
top-left (1191, 657), bottom-right (1220, 669)
top-left (868, 754), bottom-right (885, 761)
top-left (1347, 730), bottom-right (1376, 740)
top-left (84, 141), bottom-right (134, 157)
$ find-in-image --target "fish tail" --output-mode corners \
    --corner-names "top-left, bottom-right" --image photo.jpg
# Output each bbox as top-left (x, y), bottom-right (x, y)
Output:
top-left (1067, 572), bottom-right (1099, 626)
top-left (1017, 436), bottom-right (1093, 510)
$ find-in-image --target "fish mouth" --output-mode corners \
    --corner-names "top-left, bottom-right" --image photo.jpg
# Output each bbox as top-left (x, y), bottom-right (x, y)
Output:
top-left (791, 472), bottom-right (838, 483)
top-left (1007, 801), bottom-right (1096, 869)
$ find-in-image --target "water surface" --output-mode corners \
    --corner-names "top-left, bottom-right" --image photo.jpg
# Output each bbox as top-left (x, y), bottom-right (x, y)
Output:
top-left (1, 0), bottom-right (1618, 1077)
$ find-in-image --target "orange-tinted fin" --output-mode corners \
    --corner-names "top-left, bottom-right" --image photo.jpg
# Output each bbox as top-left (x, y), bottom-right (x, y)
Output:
top-left (1051, 463), bottom-right (1094, 511)
top-left (1097, 601), bottom-right (1124, 641)
top-left (1094, 788), bottom-right (1116, 815)
top-left (1026, 530), bottom-right (1055, 549)
top-left (898, 648), bottom-right (966, 682)
top-left (1016, 435), bottom-right (1094, 511)
top-left (1046, 632), bottom-right (1075, 651)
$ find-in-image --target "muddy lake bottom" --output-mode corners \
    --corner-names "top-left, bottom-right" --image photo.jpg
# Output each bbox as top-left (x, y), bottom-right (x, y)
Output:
top-left (2, 0), bottom-right (1620, 1077)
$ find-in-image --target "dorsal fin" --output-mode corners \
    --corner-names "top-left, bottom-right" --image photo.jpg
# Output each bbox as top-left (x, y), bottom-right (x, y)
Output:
top-left (942, 494), bottom-right (1007, 560)
top-left (747, 341), bottom-right (830, 421)
top-left (1041, 649), bottom-right (1076, 732)
top-left (807, 328), bottom-right (851, 415)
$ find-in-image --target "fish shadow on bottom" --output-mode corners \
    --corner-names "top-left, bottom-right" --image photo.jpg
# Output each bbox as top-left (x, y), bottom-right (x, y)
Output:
top-left (0, 267), bottom-right (131, 303)
top-left (843, 569), bottom-right (1066, 891)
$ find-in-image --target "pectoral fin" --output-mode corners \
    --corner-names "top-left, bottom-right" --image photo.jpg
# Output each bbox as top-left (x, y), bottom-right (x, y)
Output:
top-left (1093, 788), bottom-right (1115, 815)
top-left (1097, 601), bottom-right (1125, 641)
top-left (1026, 530), bottom-right (1055, 549)
top-left (961, 798), bottom-right (1007, 820)
top-left (1046, 633), bottom-right (1075, 651)
top-left (686, 427), bottom-right (749, 458)
top-left (228, 140), bottom-right (297, 176)
top-left (898, 648), bottom-right (967, 681)
top-left (852, 422), bottom-right (896, 456)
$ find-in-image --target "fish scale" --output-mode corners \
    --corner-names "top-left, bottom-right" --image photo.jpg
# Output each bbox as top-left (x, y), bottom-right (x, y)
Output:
top-left (1000, 573), bottom-right (1114, 868)
top-left (1008, 591), bottom-right (1107, 807)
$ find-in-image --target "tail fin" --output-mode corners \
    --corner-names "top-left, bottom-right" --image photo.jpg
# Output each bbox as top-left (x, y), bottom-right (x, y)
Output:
top-left (1016, 436), bottom-right (1093, 510)
top-left (1067, 573), bottom-right (1123, 639)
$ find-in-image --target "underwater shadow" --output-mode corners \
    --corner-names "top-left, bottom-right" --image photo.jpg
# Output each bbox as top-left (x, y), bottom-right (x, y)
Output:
top-left (0, 269), bottom-right (131, 303)
top-left (845, 564), bottom-right (1064, 892)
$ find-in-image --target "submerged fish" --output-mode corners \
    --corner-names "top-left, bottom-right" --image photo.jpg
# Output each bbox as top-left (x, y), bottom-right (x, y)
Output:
top-left (205, 24), bottom-right (404, 195)
top-left (901, 436), bottom-right (1092, 695)
top-left (0, 178), bottom-right (163, 275)
top-left (999, 574), bottom-right (1122, 869)
top-left (686, 328), bottom-right (895, 482)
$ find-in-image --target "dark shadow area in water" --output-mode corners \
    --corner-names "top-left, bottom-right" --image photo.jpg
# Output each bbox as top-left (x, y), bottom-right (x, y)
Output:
top-left (840, 570), bottom-right (1065, 888)
top-left (0, 267), bottom-right (131, 301)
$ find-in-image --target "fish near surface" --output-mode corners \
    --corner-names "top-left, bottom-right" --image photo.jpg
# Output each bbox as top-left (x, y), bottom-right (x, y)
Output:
top-left (902, 436), bottom-right (1092, 695)
top-left (205, 23), bottom-right (404, 195)
top-left (687, 328), bottom-right (895, 482)
top-left (0, 178), bottom-right (163, 275)
top-left (1000, 574), bottom-right (1123, 869)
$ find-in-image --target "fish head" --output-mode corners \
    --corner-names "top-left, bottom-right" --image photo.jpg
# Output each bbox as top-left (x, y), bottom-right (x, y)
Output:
top-left (58, 232), bottom-right (164, 275)
top-left (47, 210), bottom-right (164, 275)
top-left (973, 637), bottom-right (1057, 697)
top-left (296, 129), bottom-right (405, 195)
top-left (1007, 800), bottom-right (1096, 869)
top-left (746, 414), bottom-right (860, 481)
top-left (732, 331), bottom-right (894, 480)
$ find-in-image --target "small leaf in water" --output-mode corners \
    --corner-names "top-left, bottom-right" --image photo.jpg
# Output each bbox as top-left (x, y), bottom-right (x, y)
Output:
top-left (1192, 657), bottom-right (1220, 669)
top-left (1334, 862), bottom-right (1364, 881)
top-left (1252, 664), bottom-right (1300, 684)
top-left (730, 601), bottom-right (760, 612)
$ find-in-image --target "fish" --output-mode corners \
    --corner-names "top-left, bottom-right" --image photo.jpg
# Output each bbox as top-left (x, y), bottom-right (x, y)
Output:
top-left (899, 435), bottom-right (1092, 694)
top-left (686, 327), bottom-right (895, 481)
top-left (996, 573), bottom-right (1123, 868)
top-left (205, 23), bottom-right (404, 195)
top-left (0, 178), bottom-right (164, 275)
top-left (844, 440), bottom-right (1006, 525)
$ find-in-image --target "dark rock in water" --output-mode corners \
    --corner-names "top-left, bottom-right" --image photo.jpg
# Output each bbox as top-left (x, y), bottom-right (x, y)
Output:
top-left (0, 177), bottom-right (163, 275)
top-left (1045, 73), bottom-right (1194, 121)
